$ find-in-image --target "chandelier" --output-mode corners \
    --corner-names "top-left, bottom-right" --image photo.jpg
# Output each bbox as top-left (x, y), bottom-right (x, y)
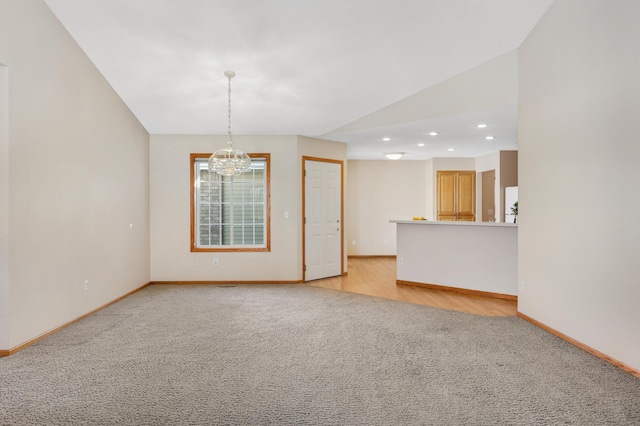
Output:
top-left (208, 71), bottom-right (252, 176)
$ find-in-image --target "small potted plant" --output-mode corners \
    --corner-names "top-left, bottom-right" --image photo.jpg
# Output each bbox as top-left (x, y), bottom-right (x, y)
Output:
top-left (511, 201), bottom-right (518, 223)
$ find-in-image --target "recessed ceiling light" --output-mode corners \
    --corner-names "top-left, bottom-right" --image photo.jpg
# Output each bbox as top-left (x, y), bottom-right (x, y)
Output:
top-left (448, 148), bottom-right (455, 152)
top-left (485, 135), bottom-right (495, 140)
top-left (429, 132), bottom-right (439, 136)
top-left (477, 123), bottom-right (487, 128)
top-left (417, 143), bottom-right (425, 147)
top-left (382, 137), bottom-right (391, 141)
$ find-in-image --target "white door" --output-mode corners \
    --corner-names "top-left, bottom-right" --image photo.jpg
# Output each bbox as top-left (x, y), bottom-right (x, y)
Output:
top-left (304, 160), bottom-right (342, 281)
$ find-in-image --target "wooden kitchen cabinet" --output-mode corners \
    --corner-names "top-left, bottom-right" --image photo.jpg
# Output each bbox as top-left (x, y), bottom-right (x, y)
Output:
top-left (437, 171), bottom-right (476, 221)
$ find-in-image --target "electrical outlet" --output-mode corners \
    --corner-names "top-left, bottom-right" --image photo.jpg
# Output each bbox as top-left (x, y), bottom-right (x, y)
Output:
top-left (521, 280), bottom-right (526, 292)
top-left (398, 257), bottom-right (404, 265)
top-left (84, 280), bottom-right (89, 292)
top-left (383, 240), bottom-right (388, 246)
top-left (213, 258), bottom-right (219, 266)
top-left (351, 240), bottom-right (356, 246)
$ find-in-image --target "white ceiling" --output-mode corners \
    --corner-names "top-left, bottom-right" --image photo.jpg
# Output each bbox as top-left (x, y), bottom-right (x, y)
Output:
top-left (44, 0), bottom-right (553, 160)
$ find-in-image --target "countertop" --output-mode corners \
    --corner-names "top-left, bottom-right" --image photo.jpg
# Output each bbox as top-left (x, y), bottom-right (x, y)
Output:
top-left (390, 220), bottom-right (517, 228)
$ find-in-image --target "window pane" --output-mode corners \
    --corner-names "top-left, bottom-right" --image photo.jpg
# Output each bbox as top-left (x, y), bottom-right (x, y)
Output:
top-left (210, 204), bottom-right (220, 224)
top-left (210, 225), bottom-right (221, 245)
top-left (199, 225), bottom-right (210, 246)
top-left (243, 205), bottom-right (254, 222)
top-left (257, 204), bottom-right (265, 221)
top-left (222, 205), bottom-right (232, 223)
top-left (233, 226), bottom-right (244, 244)
top-left (254, 225), bottom-right (264, 244)
top-left (243, 225), bottom-right (255, 244)
top-left (199, 204), bottom-right (210, 223)
top-left (221, 224), bottom-right (231, 245)
top-left (233, 206), bottom-right (244, 224)
top-left (221, 181), bottom-right (232, 201)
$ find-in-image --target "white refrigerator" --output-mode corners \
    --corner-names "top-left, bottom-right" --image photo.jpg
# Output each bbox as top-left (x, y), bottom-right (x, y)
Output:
top-left (505, 186), bottom-right (518, 223)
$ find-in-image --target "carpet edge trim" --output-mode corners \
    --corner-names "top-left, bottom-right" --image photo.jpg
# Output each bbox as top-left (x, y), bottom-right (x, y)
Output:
top-left (0, 282), bottom-right (152, 357)
top-left (150, 280), bottom-right (305, 284)
top-left (397, 280), bottom-right (517, 301)
top-left (517, 311), bottom-right (640, 379)
top-left (348, 255), bottom-right (397, 259)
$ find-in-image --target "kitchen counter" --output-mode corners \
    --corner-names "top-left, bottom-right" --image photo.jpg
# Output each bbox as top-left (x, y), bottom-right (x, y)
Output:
top-left (390, 220), bottom-right (518, 298)
top-left (390, 220), bottom-right (517, 227)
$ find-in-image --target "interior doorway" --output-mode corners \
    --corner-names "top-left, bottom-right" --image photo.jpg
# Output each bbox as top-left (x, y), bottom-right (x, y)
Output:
top-left (302, 157), bottom-right (343, 281)
top-left (481, 170), bottom-right (496, 222)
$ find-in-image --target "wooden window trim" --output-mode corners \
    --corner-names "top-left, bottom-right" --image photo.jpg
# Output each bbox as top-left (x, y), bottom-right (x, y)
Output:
top-left (190, 153), bottom-right (271, 252)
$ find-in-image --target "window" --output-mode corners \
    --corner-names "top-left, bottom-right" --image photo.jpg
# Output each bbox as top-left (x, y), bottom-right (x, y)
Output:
top-left (190, 153), bottom-right (270, 252)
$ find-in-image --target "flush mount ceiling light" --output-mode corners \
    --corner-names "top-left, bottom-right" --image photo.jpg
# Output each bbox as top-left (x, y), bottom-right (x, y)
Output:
top-left (476, 123), bottom-right (488, 128)
top-left (208, 71), bottom-right (252, 176)
top-left (384, 152), bottom-right (404, 160)
top-left (485, 135), bottom-right (495, 140)
top-left (429, 131), bottom-right (439, 136)
top-left (417, 143), bottom-right (425, 147)
top-left (448, 148), bottom-right (455, 152)
top-left (382, 137), bottom-right (391, 141)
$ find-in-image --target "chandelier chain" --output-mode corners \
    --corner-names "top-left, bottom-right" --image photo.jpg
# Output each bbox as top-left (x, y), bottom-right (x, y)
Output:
top-left (209, 70), bottom-right (250, 176)
top-left (227, 73), bottom-right (232, 140)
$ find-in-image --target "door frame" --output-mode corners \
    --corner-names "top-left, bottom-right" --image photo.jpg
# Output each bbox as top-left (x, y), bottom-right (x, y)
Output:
top-left (301, 156), bottom-right (345, 282)
top-left (481, 169), bottom-right (496, 222)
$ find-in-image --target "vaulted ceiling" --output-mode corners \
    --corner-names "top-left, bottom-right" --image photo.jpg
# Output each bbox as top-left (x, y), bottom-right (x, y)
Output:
top-left (44, 0), bottom-right (553, 159)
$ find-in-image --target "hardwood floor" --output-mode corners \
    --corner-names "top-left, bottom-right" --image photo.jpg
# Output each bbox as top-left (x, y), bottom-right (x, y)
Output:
top-left (308, 257), bottom-right (517, 317)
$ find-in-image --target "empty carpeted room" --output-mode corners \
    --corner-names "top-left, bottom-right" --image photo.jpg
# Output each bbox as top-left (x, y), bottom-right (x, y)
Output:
top-left (1, 1), bottom-right (639, 425)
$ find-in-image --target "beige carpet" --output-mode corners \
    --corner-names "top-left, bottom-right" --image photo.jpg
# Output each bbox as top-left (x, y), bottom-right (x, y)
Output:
top-left (1, 284), bottom-right (639, 425)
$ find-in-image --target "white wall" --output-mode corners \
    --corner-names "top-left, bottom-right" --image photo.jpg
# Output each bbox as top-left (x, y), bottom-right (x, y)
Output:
top-left (149, 135), bottom-right (347, 281)
top-left (150, 135), bottom-right (297, 281)
top-left (518, 0), bottom-right (640, 370)
top-left (346, 160), bottom-right (425, 256)
top-left (0, 64), bottom-right (8, 349)
top-left (330, 49), bottom-right (518, 134)
top-left (424, 159), bottom-right (434, 220)
top-left (0, 0), bottom-right (150, 349)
